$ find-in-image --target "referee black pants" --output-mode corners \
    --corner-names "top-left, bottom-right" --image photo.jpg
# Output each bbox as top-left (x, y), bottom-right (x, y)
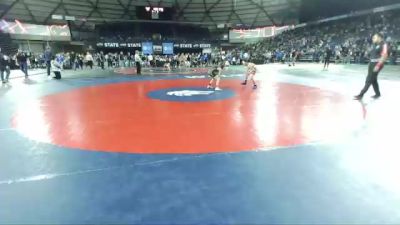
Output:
top-left (324, 58), bottom-right (330, 68)
top-left (359, 62), bottom-right (381, 97)
top-left (46, 61), bottom-right (51, 76)
top-left (136, 62), bottom-right (141, 74)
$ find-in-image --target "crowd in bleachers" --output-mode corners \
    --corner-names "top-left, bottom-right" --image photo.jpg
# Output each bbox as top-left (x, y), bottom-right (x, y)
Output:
top-left (236, 10), bottom-right (400, 65)
top-left (97, 23), bottom-right (213, 43)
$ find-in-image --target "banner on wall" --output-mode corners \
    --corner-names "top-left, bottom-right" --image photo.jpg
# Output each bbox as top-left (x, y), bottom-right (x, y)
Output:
top-left (172, 43), bottom-right (212, 49)
top-left (97, 42), bottom-right (211, 49)
top-left (229, 26), bottom-right (291, 43)
top-left (96, 42), bottom-right (142, 48)
top-left (162, 42), bottom-right (174, 54)
top-left (142, 42), bottom-right (153, 54)
top-left (0, 19), bottom-right (71, 41)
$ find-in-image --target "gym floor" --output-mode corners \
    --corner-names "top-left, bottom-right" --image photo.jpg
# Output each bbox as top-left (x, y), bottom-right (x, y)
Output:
top-left (1, 63), bottom-right (400, 224)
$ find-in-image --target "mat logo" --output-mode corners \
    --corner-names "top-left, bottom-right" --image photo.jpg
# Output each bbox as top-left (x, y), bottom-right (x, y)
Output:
top-left (167, 90), bottom-right (214, 96)
top-left (148, 87), bottom-right (235, 102)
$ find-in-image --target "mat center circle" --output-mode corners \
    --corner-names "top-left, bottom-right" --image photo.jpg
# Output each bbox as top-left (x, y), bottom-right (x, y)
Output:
top-left (147, 87), bottom-right (236, 102)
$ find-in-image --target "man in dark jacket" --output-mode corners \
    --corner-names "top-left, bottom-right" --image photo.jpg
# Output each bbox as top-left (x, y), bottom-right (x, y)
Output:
top-left (16, 49), bottom-right (28, 78)
top-left (354, 33), bottom-right (388, 100)
top-left (44, 47), bottom-right (52, 76)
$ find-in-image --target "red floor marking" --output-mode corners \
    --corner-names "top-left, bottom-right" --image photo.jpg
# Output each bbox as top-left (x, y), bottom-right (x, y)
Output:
top-left (12, 79), bottom-right (362, 154)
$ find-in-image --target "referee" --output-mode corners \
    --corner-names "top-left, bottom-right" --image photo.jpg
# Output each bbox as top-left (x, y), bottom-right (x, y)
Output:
top-left (134, 51), bottom-right (142, 75)
top-left (323, 47), bottom-right (333, 70)
top-left (354, 33), bottom-right (388, 100)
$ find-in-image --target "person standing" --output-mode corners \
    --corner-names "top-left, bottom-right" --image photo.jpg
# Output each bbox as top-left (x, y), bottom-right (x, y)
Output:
top-left (70, 51), bottom-right (76, 70)
top-left (127, 52), bottom-right (132, 67)
top-left (85, 52), bottom-right (94, 69)
top-left (119, 52), bottom-right (124, 68)
top-left (207, 62), bottom-right (224, 91)
top-left (74, 54), bottom-right (80, 70)
top-left (15, 49), bottom-right (28, 78)
top-left (43, 47), bottom-right (52, 76)
top-left (0, 48), bottom-right (11, 84)
top-left (323, 47), bottom-right (333, 70)
top-left (105, 53), bottom-right (110, 68)
top-left (99, 51), bottom-right (105, 70)
top-left (241, 61), bottom-right (257, 89)
top-left (173, 54), bottom-right (178, 68)
top-left (148, 54), bottom-right (154, 67)
top-left (134, 51), bottom-right (142, 75)
top-left (354, 33), bottom-right (388, 100)
top-left (78, 54), bottom-right (84, 70)
top-left (288, 49), bottom-right (298, 67)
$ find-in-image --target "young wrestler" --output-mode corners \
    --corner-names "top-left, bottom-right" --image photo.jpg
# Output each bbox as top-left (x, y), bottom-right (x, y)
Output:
top-left (207, 62), bottom-right (224, 91)
top-left (241, 61), bottom-right (257, 89)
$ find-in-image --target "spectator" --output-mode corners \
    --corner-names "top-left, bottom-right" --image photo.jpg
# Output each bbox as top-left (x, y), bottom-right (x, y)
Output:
top-left (85, 52), bottom-right (94, 69)
top-left (15, 49), bottom-right (29, 78)
top-left (0, 48), bottom-right (11, 84)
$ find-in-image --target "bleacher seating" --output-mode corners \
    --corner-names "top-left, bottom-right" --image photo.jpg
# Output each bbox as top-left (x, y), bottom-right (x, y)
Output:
top-left (237, 9), bottom-right (400, 64)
